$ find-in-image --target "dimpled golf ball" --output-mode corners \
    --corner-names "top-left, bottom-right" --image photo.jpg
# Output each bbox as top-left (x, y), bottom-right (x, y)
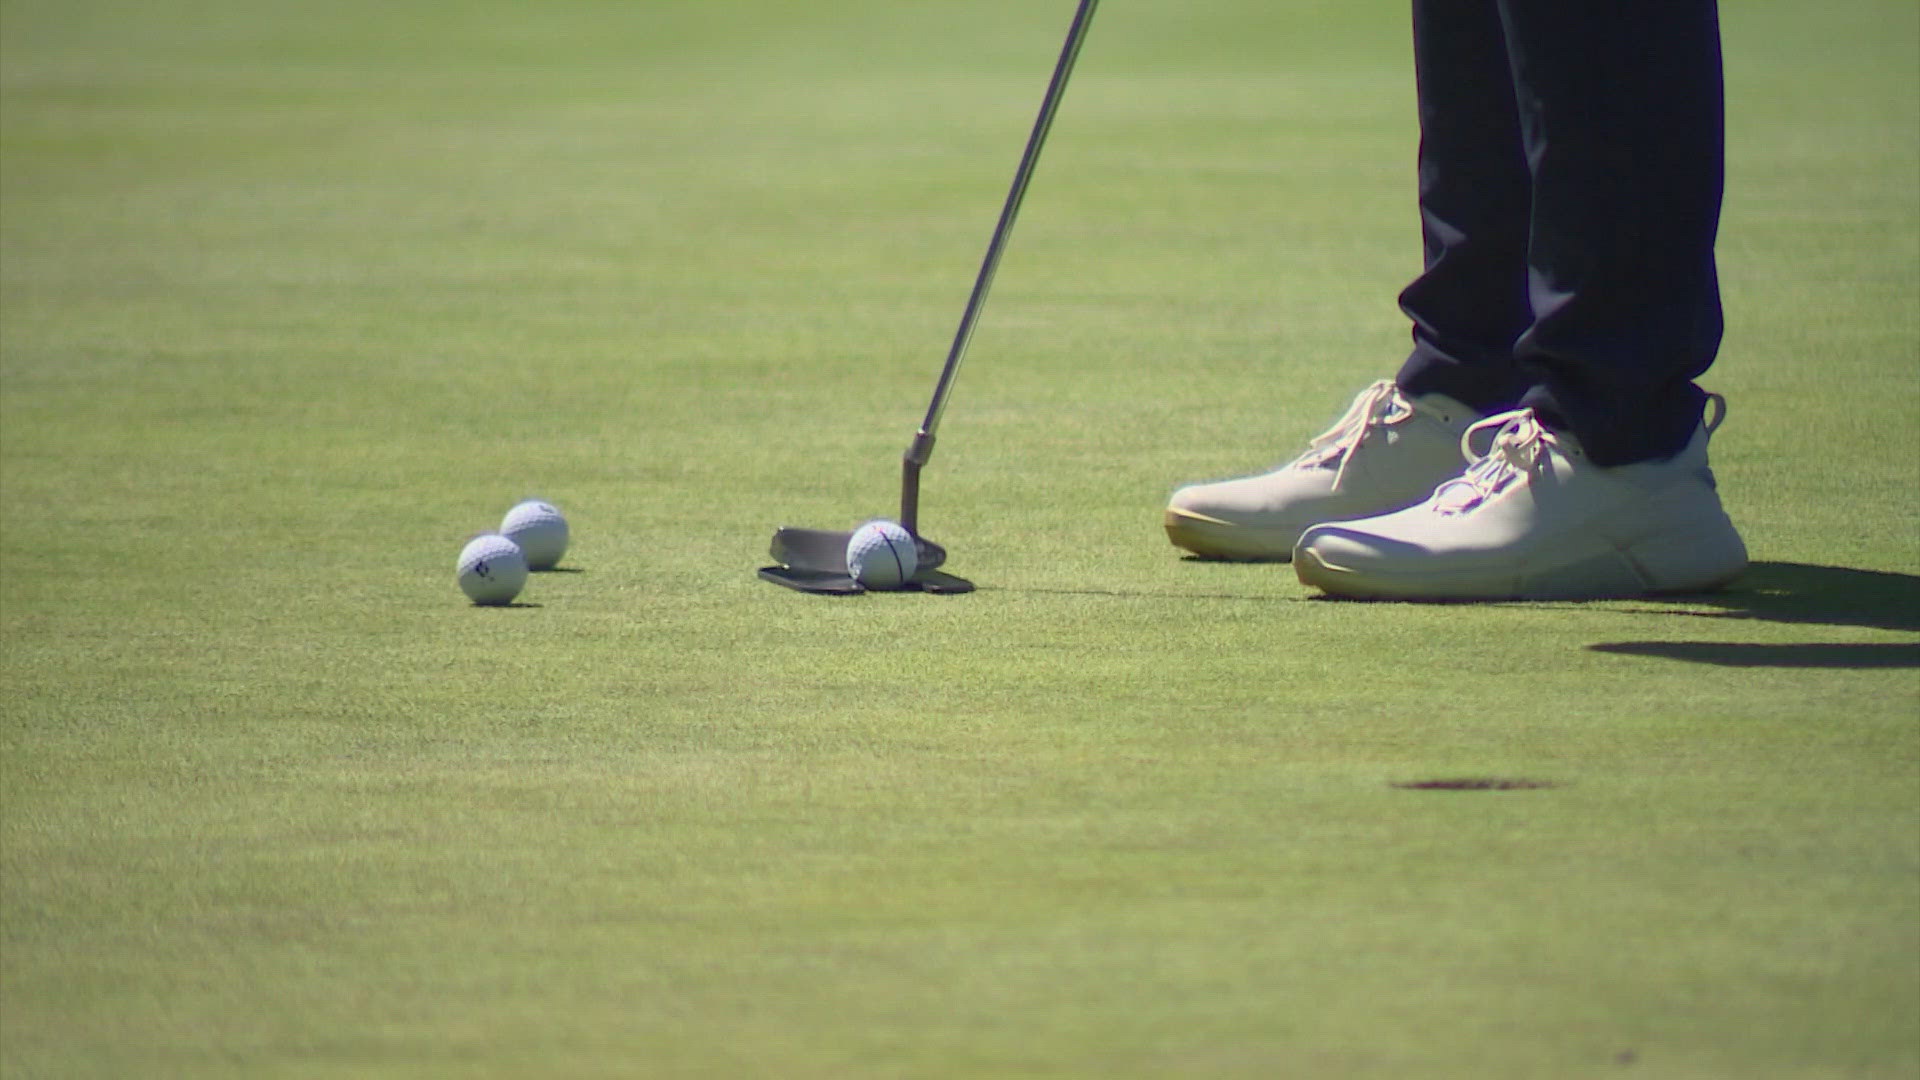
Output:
top-left (457, 533), bottom-right (528, 605)
top-left (846, 520), bottom-right (917, 590)
top-left (500, 499), bottom-right (569, 570)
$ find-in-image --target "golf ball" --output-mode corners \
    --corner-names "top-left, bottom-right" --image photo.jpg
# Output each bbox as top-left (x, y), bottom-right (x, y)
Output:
top-left (500, 499), bottom-right (569, 570)
top-left (457, 533), bottom-right (528, 606)
top-left (846, 519), bottom-right (917, 590)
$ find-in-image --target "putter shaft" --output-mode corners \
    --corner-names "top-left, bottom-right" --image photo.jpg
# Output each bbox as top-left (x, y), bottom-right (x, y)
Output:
top-left (900, 0), bottom-right (1099, 535)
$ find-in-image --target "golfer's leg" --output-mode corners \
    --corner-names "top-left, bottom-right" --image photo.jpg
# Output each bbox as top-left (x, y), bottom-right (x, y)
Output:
top-left (1502, 0), bottom-right (1726, 466)
top-left (1393, 0), bottom-right (1537, 415)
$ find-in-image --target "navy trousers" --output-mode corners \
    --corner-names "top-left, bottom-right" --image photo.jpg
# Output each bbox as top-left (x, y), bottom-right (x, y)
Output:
top-left (1393, 0), bottom-right (1726, 467)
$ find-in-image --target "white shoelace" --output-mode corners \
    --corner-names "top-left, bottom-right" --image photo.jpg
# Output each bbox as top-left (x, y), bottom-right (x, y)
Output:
top-left (1431, 409), bottom-right (1553, 515)
top-left (1291, 379), bottom-right (1413, 489)
top-left (1429, 393), bottom-right (1729, 516)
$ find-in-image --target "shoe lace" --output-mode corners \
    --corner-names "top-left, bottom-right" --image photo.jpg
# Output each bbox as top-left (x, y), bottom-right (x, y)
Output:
top-left (1428, 393), bottom-right (1729, 516)
top-left (1292, 380), bottom-right (1412, 489)
top-left (1431, 408), bottom-right (1554, 515)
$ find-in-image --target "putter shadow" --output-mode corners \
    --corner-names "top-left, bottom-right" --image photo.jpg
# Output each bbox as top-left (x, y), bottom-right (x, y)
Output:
top-left (981, 584), bottom-right (1315, 604)
top-left (991, 553), bottom-right (1308, 602)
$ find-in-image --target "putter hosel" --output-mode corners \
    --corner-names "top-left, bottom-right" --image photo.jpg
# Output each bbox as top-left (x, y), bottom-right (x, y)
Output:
top-left (902, 430), bottom-right (936, 534)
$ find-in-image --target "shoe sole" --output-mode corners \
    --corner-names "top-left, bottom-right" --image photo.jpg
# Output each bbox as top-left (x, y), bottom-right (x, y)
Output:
top-left (1163, 508), bottom-right (1299, 562)
top-left (1294, 509), bottom-right (1750, 601)
top-left (1297, 488), bottom-right (1751, 595)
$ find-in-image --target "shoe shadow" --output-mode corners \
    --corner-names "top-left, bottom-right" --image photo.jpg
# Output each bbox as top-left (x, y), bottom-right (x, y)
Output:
top-left (1588, 640), bottom-right (1919, 668)
top-left (1587, 561), bottom-right (1920, 669)
top-left (1612, 561), bottom-right (1920, 631)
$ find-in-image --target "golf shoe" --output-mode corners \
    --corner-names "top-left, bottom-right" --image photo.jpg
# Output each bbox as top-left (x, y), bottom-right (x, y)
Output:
top-left (1293, 397), bottom-right (1748, 600)
top-left (1165, 380), bottom-right (1481, 561)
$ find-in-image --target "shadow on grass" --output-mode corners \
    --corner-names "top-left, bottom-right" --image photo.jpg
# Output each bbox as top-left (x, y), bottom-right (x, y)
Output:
top-left (1588, 562), bottom-right (1920, 669)
top-left (1589, 641), bottom-right (1919, 668)
top-left (971, 555), bottom-right (1311, 603)
top-left (989, 585), bottom-right (1313, 603)
top-left (1003, 561), bottom-right (1920, 623)
top-left (1633, 562), bottom-right (1920, 632)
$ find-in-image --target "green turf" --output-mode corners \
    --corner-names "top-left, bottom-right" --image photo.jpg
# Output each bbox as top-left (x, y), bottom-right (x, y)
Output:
top-left (3, 1), bottom-right (1916, 1076)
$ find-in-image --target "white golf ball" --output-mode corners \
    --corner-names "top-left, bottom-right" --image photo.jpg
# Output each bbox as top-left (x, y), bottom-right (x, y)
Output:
top-left (500, 499), bottom-right (569, 570)
top-left (457, 533), bottom-right (528, 605)
top-left (846, 520), bottom-right (918, 590)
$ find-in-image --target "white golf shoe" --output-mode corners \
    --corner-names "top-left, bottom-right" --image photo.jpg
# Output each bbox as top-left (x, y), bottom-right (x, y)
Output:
top-left (1164, 380), bottom-right (1481, 561)
top-left (1293, 397), bottom-right (1748, 600)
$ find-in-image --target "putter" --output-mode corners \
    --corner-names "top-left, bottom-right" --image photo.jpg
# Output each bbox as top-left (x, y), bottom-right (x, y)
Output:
top-left (760, 0), bottom-right (1101, 595)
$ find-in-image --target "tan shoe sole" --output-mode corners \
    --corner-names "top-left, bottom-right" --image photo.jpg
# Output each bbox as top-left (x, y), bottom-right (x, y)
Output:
top-left (1163, 507), bottom-right (1299, 562)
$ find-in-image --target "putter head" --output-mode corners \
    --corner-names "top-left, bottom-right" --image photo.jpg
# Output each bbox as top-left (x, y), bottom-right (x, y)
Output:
top-left (757, 565), bottom-right (864, 595)
top-left (768, 526), bottom-right (947, 575)
top-left (760, 526), bottom-right (972, 595)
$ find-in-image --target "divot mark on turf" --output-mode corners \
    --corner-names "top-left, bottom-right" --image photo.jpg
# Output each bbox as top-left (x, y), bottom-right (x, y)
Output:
top-left (1391, 778), bottom-right (1560, 791)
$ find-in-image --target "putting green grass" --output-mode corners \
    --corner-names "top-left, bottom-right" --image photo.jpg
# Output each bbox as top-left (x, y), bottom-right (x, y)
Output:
top-left (3, 1), bottom-right (1916, 1076)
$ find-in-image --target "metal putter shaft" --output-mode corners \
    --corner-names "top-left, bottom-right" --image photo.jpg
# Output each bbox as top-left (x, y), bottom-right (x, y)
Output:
top-left (763, 0), bottom-right (1099, 594)
top-left (901, 0), bottom-right (1099, 537)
